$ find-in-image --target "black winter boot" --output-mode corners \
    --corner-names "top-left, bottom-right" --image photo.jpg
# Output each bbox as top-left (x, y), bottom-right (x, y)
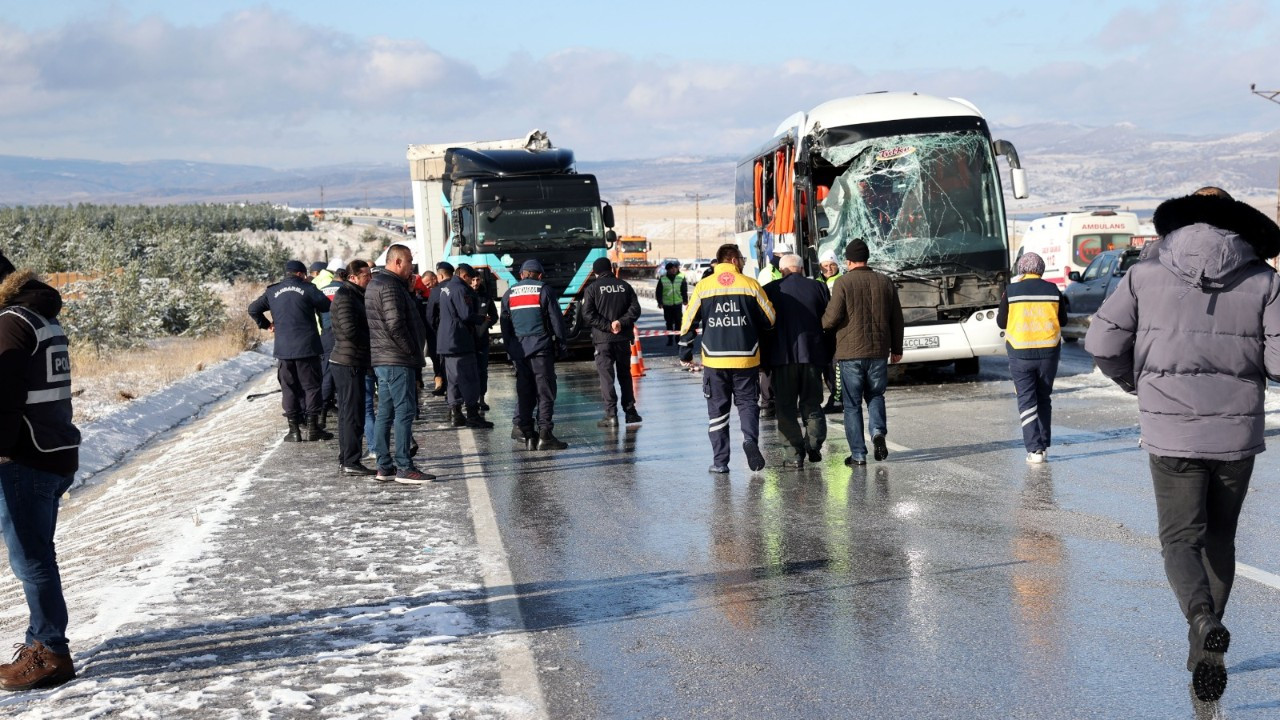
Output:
top-left (465, 404), bottom-right (494, 429)
top-left (538, 427), bottom-right (568, 450)
top-left (306, 414), bottom-right (333, 442)
top-left (451, 405), bottom-right (467, 427)
top-left (284, 416), bottom-right (303, 443)
top-left (511, 424), bottom-right (538, 449)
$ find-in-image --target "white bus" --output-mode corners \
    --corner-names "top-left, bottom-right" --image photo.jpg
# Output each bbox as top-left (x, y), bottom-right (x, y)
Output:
top-left (1015, 208), bottom-right (1139, 288)
top-left (734, 92), bottom-right (1027, 373)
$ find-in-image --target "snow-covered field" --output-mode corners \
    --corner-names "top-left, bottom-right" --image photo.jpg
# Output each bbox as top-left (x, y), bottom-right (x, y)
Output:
top-left (0, 356), bottom-right (535, 719)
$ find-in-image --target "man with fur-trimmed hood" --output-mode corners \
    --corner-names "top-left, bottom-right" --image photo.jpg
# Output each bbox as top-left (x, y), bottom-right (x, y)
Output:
top-left (0, 250), bottom-right (80, 690)
top-left (1086, 187), bottom-right (1280, 702)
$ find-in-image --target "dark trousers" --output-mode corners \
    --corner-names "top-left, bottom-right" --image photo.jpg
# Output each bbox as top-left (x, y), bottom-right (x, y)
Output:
top-left (476, 345), bottom-right (490, 401)
top-left (331, 363), bottom-right (367, 467)
top-left (1009, 354), bottom-right (1058, 453)
top-left (594, 341), bottom-right (635, 415)
top-left (703, 367), bottom-right (760, 467)
top-left (364, 374), bottom-right (376, 450)
top-left (1149, 454), bottom-right (1253, 621)
top-left (513, 352), bottom-right (557, 431)
top-left (0, 463), bottom-right (74, 656)
top-left (759, 367), bottom-right (775, 409)
top-left (320, 351), bottom-right (335, 408)
top-left (663, 306), bottom-right (682, 344)
top-left (444, 353), bottom-right (481, 408)
top-left (773, 364), bottom-right (827, 452)
top-left (278, 357), bottom-right (322, 419)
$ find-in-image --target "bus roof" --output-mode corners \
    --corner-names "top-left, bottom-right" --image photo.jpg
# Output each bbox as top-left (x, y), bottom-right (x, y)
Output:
top-left (799, 92), bottom-right (984, 136)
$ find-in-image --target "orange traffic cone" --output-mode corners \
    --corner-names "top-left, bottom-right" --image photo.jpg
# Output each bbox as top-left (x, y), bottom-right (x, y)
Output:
top-left (630, 338), bottom-right (647, 377)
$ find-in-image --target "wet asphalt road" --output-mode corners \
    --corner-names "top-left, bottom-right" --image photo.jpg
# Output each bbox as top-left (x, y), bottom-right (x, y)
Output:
top-left (467, 318), bottom-right (1280, 718)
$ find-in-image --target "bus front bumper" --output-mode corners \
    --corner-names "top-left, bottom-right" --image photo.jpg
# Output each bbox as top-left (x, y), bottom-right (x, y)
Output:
top-left (899, 310), bottom-right (1006, 364)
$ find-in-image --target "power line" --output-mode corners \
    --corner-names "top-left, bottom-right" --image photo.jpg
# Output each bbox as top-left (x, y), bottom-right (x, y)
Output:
top-left (1249, 84), bottom-right (1280, 223)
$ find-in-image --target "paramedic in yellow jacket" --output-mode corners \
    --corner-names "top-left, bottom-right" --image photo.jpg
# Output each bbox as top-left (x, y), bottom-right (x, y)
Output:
top-left (996, 252), bottom-right (1068, 464)
top-left (679, 243), bottom-right (777, 474)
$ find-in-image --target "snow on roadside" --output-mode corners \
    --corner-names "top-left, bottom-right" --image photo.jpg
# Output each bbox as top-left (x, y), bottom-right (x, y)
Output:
top-left (73, 348), bottom-right (276, 490)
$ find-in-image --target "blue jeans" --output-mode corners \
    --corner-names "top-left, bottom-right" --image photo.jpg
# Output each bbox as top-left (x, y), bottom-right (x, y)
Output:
top-left (0, 462), bottom-right (74, 655)
top-left (363, 374), bottom-right (376, 451)
top-left (840, 358), bottom-right (888, 460)
top-left (373, 365), bottom-right (417, 471)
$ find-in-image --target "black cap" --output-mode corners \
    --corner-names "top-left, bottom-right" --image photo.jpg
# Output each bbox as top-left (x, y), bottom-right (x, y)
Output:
top-left (308, 261), bottom-right (327, 273)
top-left (436, 261), bottom-right (455, 274)
top-left (666, 261), bottom-right (679, 269)
top-left (592, 257), bottom-right (614, 276)
top-left (456, 263), bottom-right (476, 277)
top-left (521, 259), bottom-right (545, 274)
top-left (0, 250), bottom-right (14, 283)
top-left (285, 260), bottom-right (307, 274)
top-left (845, 239), bottom-right (870, 263)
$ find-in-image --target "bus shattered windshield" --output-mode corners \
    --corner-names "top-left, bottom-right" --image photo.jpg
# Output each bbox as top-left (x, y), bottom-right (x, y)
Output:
top-left (817, 131), bottom-right (1007, 275)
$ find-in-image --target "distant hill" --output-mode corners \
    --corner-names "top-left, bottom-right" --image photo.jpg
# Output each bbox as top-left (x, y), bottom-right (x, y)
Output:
top-left (1, 123), bottom-right (1277, 213)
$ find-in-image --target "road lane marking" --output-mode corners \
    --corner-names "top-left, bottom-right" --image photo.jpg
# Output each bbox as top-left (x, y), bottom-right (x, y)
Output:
top-left (458, 429), bottom-right (550, 720)
top-left (1237, 563), bottom-right (1280, 591)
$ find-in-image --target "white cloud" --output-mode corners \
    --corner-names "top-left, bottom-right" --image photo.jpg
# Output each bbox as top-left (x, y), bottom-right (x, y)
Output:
top-left (0, 6), bottom-right (1276, 166)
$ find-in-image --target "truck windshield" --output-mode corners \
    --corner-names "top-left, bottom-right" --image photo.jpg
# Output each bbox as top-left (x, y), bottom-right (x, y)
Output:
top-left (817, 130), bottom-right (1007, 275)
top-left (620, 241), bottom-right (647, 253)
top-left (477, 205), bottom-right (603, 246)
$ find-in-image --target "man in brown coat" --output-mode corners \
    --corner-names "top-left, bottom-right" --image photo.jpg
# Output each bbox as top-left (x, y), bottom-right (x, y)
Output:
top-left (821, 239), bottom-right (904, 466)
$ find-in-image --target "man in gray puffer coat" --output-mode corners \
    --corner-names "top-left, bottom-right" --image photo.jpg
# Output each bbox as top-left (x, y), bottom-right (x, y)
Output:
top-left (1085, 187), bottom-right (1280, 703)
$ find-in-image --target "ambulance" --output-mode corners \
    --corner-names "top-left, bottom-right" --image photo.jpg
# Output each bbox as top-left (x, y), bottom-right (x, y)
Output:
top-left (1015, 208), bottom-right (1139, 288)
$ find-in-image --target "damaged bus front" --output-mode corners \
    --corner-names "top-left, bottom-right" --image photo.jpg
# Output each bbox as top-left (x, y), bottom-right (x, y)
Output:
top-left (735, 92), bottom-right (1028, 373)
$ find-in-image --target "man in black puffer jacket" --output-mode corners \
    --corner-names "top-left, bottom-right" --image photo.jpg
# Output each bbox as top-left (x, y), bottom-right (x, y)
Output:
top-left (365, 245), bottom-right (434, 483)
top-left (248, 260), bottom-right (333, 443)
top-left (1087, 187), bottom-right (1280, 702)
top-left (434, 264), bottom-right (492, 429)
top-left (329, 260), bottom-right (375, 476)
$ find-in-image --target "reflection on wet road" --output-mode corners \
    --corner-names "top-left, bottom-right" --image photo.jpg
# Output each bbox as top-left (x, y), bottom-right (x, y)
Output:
top-left (467, 338), bottom-right (1280, 719)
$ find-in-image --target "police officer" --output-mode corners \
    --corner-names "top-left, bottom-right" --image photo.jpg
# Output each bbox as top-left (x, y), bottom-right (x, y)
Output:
top-left (434, 263), bottom-right (493, 429)
top-left (248, 260), bottom-right (333, 442)
top-left (0, 250), bottom-right (80, 690)
top-left (680, 243), bottom-right (777, 474)
top-left (501, 259), bottom-right (569, 450)
top-left (655, 261), bottom-right (687, 346)
top-left (317, 267), bottom-right (345, 428)
top-left (582, 256), bottom-right (643, 427)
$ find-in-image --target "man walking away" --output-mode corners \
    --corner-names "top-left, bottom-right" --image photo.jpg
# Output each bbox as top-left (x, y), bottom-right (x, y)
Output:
top-left (997, 252), bottom-right (1066, 464)
top-left (764, 253), bottom-right (830, 468)
top-left (366, 245), bottom-right (437, 484)
top-left (679, 243), bottom-right (777, 474)
top-left (0, 251), bottom-right (79, 691)
top-left (821, 239), bottom-right (903, 467)
top-left (435, 264), bottom-right (492, 429)
top-left (501, 260), bottom-right (570, 450)
top-left (655, 261), bottom-right (687, 346)
top-left (1086, 187), bottom-right (1280, 702)
top-left (248, 260), bottom-right (333, 443)
top-left (582, 256), bottom-right (643, 427)
top-left (329, 260), bottom-right (375, 476)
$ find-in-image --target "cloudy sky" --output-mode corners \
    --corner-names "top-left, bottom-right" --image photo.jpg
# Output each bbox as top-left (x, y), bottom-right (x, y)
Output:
top-left (2, 0), bottom-right (1278, 167)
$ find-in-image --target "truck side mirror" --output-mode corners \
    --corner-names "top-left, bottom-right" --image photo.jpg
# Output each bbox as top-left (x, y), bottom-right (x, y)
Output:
top-left (602, 204), bottom-right (616, 229)
top-left (605, 229), bottom-right (617, 247)
top-left (452, 235), bottom-right (464, 249)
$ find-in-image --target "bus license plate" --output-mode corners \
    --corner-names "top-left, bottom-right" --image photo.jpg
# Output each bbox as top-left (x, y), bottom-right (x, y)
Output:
top-left (904, 335), bottom-right (940, 350)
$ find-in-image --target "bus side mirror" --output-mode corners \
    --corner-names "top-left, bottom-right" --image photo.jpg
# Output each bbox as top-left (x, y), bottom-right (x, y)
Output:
top-left (1010, 168), bottom-right (1028, 200)
top-left (602, 204), bottom-right (616, 229)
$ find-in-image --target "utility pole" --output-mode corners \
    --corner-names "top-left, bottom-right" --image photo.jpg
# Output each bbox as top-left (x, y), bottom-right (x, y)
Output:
top-left (686, 192), bottom-right (707, 260)
top-left (1251, 83), bottom-right (1280, 223)
top-left (319, 185), bottom-right (325, 215)
top-left (622, 198), bottom-right (632, 236)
